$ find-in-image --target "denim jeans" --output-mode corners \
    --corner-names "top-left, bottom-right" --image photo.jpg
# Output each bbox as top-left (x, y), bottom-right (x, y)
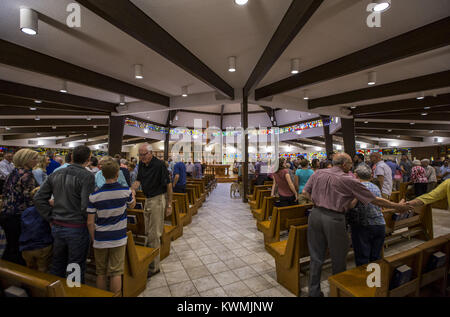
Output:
top-left (350, 225), bottom-right (385, 267)
top-left (50, 225), bottom-right (90, 284)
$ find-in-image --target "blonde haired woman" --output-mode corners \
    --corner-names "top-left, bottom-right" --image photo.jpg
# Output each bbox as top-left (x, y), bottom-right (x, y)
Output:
top-left (0, 149), bottom-right (39, 265)
top-left (33, 155), bottom-right (50, 185)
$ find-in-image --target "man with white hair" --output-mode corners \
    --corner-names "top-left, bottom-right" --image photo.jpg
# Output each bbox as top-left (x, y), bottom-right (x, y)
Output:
top-left (0, 153), bottom-right (14, 190)
top-left (370, 152), bottom-right (393, 199)
top-left (132, 143), bottom-right (172, 276)
top-left (421, 159), bottom-right (437, 192)
top-left (302, 153), bottom-right (412, 297)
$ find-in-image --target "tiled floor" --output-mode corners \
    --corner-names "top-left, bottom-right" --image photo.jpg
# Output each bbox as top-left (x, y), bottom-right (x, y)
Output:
top-left (139, 183), bottom-right (450, 297)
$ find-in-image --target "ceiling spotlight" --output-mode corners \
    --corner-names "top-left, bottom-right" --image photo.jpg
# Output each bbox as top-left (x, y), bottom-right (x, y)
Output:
top-left (364, 121), bottom-right (369, 124)
top-left (175, 115), bottom-right (178, 121)
top-left (134, 64), bottom-right (144, 79)
top-left (52, 126), bottom-right (56, 129)
top-left (350, 106), bottom-right (357, 109)
top-left (303, 89), bottom-right (309, 100)
top-left (144, 128), bottom-right (149, 134)
top-left (368, 71), bottom-right (376, 86)
top-left (93, 125), bottom-right (97, 129)
top-left (181, 85), bottom-right (188, 98)
top-left (429, 130), bottom-right (434, 133)
top-left (270, 116), bottom-right (274, 121)
top-left (424, 106), bottom-right (431, 110)
top-left (20, 8), bottom-right (38, 35)
top-left (416, 92), bottom-right (425, 100)
top-left (410, 122), bottom-right (415, 125)
top-left (296, 130), bottom-right (302, 135)
top-left (34, 100), bottom-right (42, 104)
top-left (388, 129), bottom-right (392, 132)
top-left (37, 133), bottom-right (41, 136)
top-left (5, 127), bottom-right (11, 130)
top-left (35, 116), bottom-right (40, 121)
top-left (421, 112), bottom-right (428, 116)
top-left (193, 135), bottom-right (199, 139)
top-left (86, 116), bottom-right (91, 121)
top-left (285, 109), bottom-right (288, 112)
top-left (169, 120), bottom-right (173, 125)
top-left (119, 95), bottom-right (126, 106)
top-left (373, 0), bottom-right (391, 12)
top-left (234, 0), bottom-right (248, 5)
top-left (60, 81), bottom-right (68, 93)
top-left (30, 107), bottom-right (37, 111)
top-left (228, 56), bottom-right (236, 72)
top-left (290, 58), bottom-right (300, 75)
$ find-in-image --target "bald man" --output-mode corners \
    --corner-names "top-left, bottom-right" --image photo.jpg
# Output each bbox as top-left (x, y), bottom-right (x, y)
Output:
top-left (132, 143), bottom-right (172, 276)
top-left (370, 152), bottom-right (393, 199)
top-left (302, 153), bottom-right (411, 297)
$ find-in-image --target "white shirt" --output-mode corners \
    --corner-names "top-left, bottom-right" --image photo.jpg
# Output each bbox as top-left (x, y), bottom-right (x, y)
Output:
top-left (0, 159), bottom-right (14, 181)
top-left (374, 161), bottom-right (393, 196)
top-left (186, 163), bottom-right (194, 173)
top-left (425, 165), bottom-right (437, 182)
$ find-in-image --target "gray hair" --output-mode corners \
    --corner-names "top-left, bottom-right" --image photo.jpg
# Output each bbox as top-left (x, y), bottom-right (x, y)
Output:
top-left (120, 159), bottom-right (128, 165)
top-left (421, 159), bottom-right (430, 164)
top-left (412, 159), bottom-right (421, 166)
top-left (355, 164), bottom-right (373, 180)
top-left (332, 153), bottom-right (351, 166)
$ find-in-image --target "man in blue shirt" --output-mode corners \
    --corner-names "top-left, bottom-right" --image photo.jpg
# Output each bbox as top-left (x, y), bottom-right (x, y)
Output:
top-left (53, 152), bottom-right (72, 173)
top-left (440, 160), bottom-right (450, 181)
top-left (173, 161), bottom-right (187, 193)
top-left (46, 153), bottom-right (61, 175)
top-left (385, 159), bottom-right (400, 179)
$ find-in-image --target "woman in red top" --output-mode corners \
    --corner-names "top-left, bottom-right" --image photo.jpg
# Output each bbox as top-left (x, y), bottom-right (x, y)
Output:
top-left (271, 158), bottom-right (298, 207)
top-left (411, 160), bottom-right (428, 197)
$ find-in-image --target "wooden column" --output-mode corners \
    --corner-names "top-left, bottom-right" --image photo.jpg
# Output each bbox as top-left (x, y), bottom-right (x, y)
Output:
top-left (342, 117), bottom-right (356, 157)
top-left (164, 132), bottom-right (170, 161)
top-left (108, 115), bottom-right (125, 157)
top-left (241, 92), bottom-right (249, 203)
top-left (321, 115), bottom-right (333, 157)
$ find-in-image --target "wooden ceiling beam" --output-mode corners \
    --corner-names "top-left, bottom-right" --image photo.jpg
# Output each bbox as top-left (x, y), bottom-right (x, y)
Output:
top-left (352, 93), bottom-right (450, 115)
top-left (356, 113), bottom-right (450, 122)
top-left (0, 126), bottom-right (107, 135)
top-left (0, 118), bottom-right (109, 127)
top-left (244, 0), bottom-right (323, 95)
top-left (334, 133), bottom-right (380, 146)
top-left (0, 80), bottom-right (115, 113)
top-left (0, 106), bottom-right (104, 116)
top-left (353, 133), bottom-right (423, 142)
top-left (55, 132), bottom-right (108, 145)
top-left (255, 17), bottom-right (450, 100)
top-left (354, 121), bottom-right (450, 131)
top-left (355, 128), bottom-right (450, 138)
top-left (85, 135), bottom-right (136, 147)
top-left (0, 39), bottom-right (169, 106)
top-left (2, 129), bottom-right (108, 141)
top-left (77, 0), bottom-right (233, 99)
top-left (309, 70), bottom-right (450, 109)
top-left (122, 138), bottom-right (161, 146)
top-left (355, 105), bottom-right (450, 117)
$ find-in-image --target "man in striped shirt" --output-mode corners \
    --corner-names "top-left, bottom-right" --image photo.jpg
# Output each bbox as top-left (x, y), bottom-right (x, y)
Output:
top-left (87, 160), bottom-right (135, 295)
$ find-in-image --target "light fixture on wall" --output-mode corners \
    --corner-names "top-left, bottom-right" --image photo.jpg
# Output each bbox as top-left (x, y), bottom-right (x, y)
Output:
top-left (368, 71), bottom-right (376, 85)
top-left (60, 81), bottom-right (68, 93)
top-left (234, 0), bottom-right (248, 6)
top-left (119, 95), bottom-right (126, 106)
top-left (181, 86), bottom-right (188, 97)
top-left (303, 89), bottom-right (309, 100)
top-left (373, 0), bottom-right (391, 12)
top-left (134, 64), bottom-right (144, 79)
top-left (290, 58), bottom-right (300, 74)
top-left (416, 92), bottom-right (425, 100)
top-left (228, 56), bottom-right (236, 72)
top-left (20, 8), bottom-right (38, 35)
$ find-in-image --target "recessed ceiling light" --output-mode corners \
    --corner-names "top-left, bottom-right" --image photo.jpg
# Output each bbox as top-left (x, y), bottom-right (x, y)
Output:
top-left (93, 125), bottom-right (97, 129)
top-left (228, 56), bottom-right (236, 72)
top-left (234, 0), bottom-right (248, 5)
top-left (5, 127), bottom-right (11, 130)
top-left (388, 129), bottom-right (392, 132)
top-left (364, 121), bottom-right (369, 124)
top-left (416, 92), bottom-right (425, 100)
top-left (30, 107), bottom-right (37, 111)
top-left (52, 126), bottom-right (56, 129)
top-left (296, 130), bottom-right (302, 135)
top-left (181, 85), bottom-right (188, 98)
top-left (410, 122), bottom-right (415, 125)
top-left (290, 58), bottom-right (300, 75)
top-left (60, 80), bottom-right (68, 93)
top-left (35, 116), bottom-right (40, 121)
top-left (367, 71), bottom-right (376, 86)
top-left (350, 106), bottom-right (357, 109)
top-left (119, 95), bottom-right (126, 106)
top-left (34, 100), bottom-right (42, 104)
top-left (134, 64), bottom-right (144, 79)
top-left (303, 89), bottom-right (309, 100)
top-left (373, 0), bottom-right (391, 12)
top-left (144, 128), bottom-right (149, 134)
top-left (421, 112), bottom-right (428, 116)
top-left (424, 106), bottom-right (431, 110)
top-left (20, 8), bottom-right (38, 35)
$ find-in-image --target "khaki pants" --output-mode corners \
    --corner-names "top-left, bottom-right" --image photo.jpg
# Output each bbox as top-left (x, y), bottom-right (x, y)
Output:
top-left (22, 244), bottom-right (53, 273)
top-left (144, 194), bottom-right (166, 273)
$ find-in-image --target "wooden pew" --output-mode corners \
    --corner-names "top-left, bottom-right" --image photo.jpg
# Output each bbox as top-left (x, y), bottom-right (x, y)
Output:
top-left (249, 185), bottom-right (272, 210)
top-left (390, 191), bottom-right (400, 203)
top-left (173, 193), bottom-right (193, 226)
top-left (266, 225), bottom-right (309, 297)
top-left (329, 246), bottom-right (423, 297)
top-left (253, 196), bottom-right (275, 223)
top-left (251, 190), bottom-right (271, 213)
top-left (187, 179), bottom-right (207, 201)
top-left (383, 204), bottom-right (433, 247)
top-left (123, 231), bottom-right (159, 297)
top-left (416, 236), bottom-right (450, 296)
top-left (185, 187), bottom-right (199, 216)
top-left (258, 204), bottom-right (313, 250)
top-left (186, 183), bottom-right (202, 210)
top-left (164, 200), bottom-right (183, 241)
top-left (247, 184), bottom-right (267, 203)
top-left (0, 260), bottom-right (114, 297)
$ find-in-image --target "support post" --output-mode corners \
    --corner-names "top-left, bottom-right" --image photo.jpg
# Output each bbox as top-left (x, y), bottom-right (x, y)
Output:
top-left (321, 115), bottom-right (333, 157)
top-left (342, 117), bottom-right (356, 157)
top-left (108, 115), bottom-right (125, 157)
top-left (241, 92), bottom-right (249, 203)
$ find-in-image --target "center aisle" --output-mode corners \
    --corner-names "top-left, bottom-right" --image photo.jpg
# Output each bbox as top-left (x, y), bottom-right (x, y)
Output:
top-left (140, 183), bottom-right (299, 297)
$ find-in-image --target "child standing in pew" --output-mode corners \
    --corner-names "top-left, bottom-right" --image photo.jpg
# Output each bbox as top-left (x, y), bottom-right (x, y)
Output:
top-left (87, 160), bottom-right (136, 295)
